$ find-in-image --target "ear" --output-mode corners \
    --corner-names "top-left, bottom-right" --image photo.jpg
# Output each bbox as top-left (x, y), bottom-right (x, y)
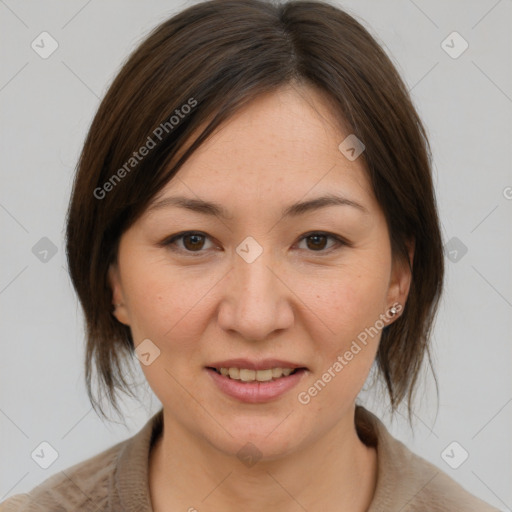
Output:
top-left (386, 238), bottom-right (414, 313)
top-left (108, 263), bottom-right (131, 326)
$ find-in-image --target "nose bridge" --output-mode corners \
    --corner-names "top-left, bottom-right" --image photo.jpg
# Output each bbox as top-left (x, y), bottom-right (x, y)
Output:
top-left (217, 243), bottom-right (293, 341)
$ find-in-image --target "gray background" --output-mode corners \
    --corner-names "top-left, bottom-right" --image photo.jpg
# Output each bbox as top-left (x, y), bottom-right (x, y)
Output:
top-left (1, 0), bottom-right (511, 509)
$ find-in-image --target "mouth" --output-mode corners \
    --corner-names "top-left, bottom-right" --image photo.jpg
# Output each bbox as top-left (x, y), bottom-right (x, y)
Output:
top-left (207, 366), bottom-right (305, 382)
top-left (205, 360), bottom-right (308, 403)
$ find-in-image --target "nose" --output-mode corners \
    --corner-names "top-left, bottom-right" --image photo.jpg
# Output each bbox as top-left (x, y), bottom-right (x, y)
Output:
top-left (217, 251), bottom-right (295, 342)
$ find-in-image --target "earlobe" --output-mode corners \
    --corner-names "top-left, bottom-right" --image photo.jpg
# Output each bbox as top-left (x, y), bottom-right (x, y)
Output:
top-left (108, 263), bottom-right (131, 326)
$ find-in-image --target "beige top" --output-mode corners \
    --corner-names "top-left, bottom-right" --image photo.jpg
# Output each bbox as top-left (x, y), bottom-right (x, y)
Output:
top-left (0, 406), bottom-right (499, 511)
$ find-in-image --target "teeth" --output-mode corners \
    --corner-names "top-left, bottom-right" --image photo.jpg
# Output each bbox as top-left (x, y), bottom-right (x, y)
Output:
top-left (217, 367), bottom-right (297, 382)
top-left (228, 367), bottom-right (240, 379)
top-left (254, 369), bottom-right (273, 381)
top-left (239, 369), bottom-right (256, 381)
top-left (272, 368), bottom-right (282, 378)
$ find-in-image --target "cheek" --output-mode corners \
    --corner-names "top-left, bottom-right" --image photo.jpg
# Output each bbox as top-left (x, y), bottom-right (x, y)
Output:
top-left (295, 272), bottom-right (387, 411)
top-left (289, 256), bottom-right (392, 406)
top-left (121, 260), bottom-right (217, 399)
top-left (301, 259), bottom-right (390, 341)
top-left (121, 255), bottom-right (217, 348)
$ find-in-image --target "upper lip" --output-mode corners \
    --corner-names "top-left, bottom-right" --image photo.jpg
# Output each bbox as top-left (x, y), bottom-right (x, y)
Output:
top-left (206, 359), bottom-right (307, 371)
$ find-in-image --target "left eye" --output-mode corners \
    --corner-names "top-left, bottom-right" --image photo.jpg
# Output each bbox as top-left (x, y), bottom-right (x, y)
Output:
top-left (296, 232), bottom-right (344, 252)
top-left (161, 231), bottom-right (346, 255)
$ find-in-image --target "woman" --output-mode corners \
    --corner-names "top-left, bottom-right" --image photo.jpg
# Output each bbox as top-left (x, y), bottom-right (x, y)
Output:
top-left (1, 0), bottom-right (500, 510)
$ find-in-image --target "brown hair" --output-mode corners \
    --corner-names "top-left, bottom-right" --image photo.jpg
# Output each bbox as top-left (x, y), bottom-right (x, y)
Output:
top-left (66, 0), bottom-right (444, 422)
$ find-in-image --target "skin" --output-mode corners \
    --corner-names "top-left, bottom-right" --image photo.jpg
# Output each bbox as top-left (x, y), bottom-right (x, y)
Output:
top-left (109, 83), bottom-right (413, 512)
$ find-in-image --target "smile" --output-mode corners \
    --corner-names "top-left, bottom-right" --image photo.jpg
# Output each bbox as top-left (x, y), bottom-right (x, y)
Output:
top-left (205, 366), bottom-right (308, 403)
top-left (210, 367), bottom-right (300, 382)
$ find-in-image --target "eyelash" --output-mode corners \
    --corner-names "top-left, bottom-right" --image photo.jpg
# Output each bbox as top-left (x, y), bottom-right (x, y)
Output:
top-left (160, 231), bottom-right (350, 256)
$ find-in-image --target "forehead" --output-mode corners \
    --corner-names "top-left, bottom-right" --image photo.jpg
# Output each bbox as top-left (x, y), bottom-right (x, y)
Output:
top-left (151, 85), bottom-right (374, 212)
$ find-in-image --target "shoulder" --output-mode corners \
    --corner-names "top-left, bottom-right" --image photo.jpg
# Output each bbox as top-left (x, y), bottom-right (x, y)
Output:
top-left (393, 445), bottom-right (500, 511)
top-left (1, 409), bottom-right (163, 512)
top-left (0, 437), bottom-right (126, 512)
top-left (356, 406), bottom-right (501, 512)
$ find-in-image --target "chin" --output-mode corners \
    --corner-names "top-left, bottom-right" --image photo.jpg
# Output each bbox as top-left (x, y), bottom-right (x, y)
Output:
top-left (203, 413), bottom-right (310, 461)
top-left (212, 433), bottom-right (299, 463)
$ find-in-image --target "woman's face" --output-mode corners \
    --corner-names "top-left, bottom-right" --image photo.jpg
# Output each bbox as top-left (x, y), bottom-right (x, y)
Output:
top-left (110, 84), bottom-right (411, 459)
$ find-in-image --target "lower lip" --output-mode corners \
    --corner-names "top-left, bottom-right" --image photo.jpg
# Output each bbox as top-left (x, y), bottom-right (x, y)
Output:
top-left (206, 368), bottom-right (307, 403)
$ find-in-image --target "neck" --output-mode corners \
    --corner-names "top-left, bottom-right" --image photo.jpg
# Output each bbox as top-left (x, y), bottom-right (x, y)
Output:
top-left (149, 407), bottom-right (377, 512)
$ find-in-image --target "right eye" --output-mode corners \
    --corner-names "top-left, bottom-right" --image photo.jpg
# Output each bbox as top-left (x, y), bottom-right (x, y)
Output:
top-left (161, 231), bottom-right (216, 255)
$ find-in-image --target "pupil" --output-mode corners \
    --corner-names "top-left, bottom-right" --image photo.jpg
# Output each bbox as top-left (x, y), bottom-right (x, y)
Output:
top-left (185, 234), bottom-right (204, 251)
top-left (307, 235), bottom-right (326, 250)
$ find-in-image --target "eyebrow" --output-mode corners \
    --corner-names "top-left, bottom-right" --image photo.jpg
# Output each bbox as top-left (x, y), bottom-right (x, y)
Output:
top-left (147, 193), bottom-right (368, 219)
